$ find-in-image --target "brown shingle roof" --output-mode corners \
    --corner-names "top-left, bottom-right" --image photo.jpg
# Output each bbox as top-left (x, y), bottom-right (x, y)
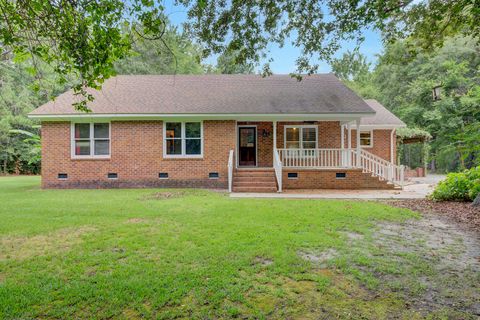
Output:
top-left (30, 74), bottom-right (375, 115)
top-left (361, 99), bottom-right (406, 127)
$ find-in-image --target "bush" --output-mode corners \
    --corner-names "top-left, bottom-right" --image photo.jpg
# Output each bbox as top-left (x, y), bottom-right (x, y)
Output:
top-left (430, 166), bottom-right (480, 201)
top-left (466, 167), bottom-right (480, 200)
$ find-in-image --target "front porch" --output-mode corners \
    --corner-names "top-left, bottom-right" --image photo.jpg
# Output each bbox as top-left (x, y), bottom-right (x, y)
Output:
top-left (228, 120), bottom-right (405, 193)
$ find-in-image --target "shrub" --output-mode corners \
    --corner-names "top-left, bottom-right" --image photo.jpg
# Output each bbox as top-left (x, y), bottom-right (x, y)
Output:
top-left (430, 166), bottom-right (480, 201)
top-left (466, 166), bottom-right (480, 200)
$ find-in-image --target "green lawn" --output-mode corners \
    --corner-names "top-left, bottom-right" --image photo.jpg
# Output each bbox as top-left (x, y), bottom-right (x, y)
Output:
top-left (0, 176), bottom-right (476, 319)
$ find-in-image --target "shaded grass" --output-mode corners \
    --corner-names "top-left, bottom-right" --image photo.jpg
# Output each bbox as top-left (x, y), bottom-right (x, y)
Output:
top-left (0, 176), bottom-right (474, 319)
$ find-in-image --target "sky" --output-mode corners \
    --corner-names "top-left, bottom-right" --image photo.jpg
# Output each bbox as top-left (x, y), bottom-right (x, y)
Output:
top-left (164, 2), bottom-right (384, 74)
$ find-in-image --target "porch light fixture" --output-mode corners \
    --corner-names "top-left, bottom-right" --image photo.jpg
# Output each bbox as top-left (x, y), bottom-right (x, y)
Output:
top-left (432, 85), bottom-right (442, 101)
top-left (262, 129), bottom-right (271, 138)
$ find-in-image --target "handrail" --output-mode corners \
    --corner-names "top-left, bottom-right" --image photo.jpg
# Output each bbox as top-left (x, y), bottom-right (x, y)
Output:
top-left (357, 149), bottom-right (405, 188)
top-left (273, 149), bottom-right (283, 192)
top-left (227, 149), bottom-right (234, 192)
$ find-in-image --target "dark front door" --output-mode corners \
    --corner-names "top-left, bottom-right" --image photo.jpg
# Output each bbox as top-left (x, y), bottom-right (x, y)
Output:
top-left (238, 127), bottom-right (257, 166)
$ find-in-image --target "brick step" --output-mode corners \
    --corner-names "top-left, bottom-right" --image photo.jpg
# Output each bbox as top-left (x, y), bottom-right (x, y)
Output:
top-left (234, 176), bottom-right (276, 182)
top-left (233, 181), bottom-right (277, 187)
top-left (234, 172), bottom-right (275, 177)
top-left (233, 186), bottom-right (277, 193)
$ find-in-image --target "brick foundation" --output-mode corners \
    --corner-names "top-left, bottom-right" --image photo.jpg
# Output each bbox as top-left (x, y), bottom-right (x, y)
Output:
top-left (282, 169), bottom-right (395, 190)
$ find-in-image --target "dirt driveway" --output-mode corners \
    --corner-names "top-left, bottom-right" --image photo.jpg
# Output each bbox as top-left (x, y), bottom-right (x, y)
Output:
top-left (375, 202), bottom-right (480, 317)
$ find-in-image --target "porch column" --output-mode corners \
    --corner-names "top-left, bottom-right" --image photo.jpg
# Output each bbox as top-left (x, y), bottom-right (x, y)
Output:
top-left (273, 120), bottom-right (277, 159)
top-left (340, 124), bottom-right (345, 166)
top-left (347, 123), bottom-right (352, 167)
top-left (356, 119), bottom-right (361, 168)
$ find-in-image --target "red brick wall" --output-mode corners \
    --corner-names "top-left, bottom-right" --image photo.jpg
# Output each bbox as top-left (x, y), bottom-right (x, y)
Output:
top-left (41, 120), bottom-right (236, 188)
top-left (282, 169), bottom-right (395, 189)
top-left (346, 129), bottom-right (397, 163)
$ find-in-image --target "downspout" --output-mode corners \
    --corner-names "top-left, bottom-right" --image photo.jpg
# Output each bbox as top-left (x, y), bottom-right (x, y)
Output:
top-left (390, 129), bottom-right (395, 164)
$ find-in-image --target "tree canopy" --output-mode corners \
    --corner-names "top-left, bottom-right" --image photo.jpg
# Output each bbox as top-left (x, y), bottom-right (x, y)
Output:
top-left (0, 15), bottom-right (216, 175)
top-left (114, 24), bottom-right (204, 75)
top-left (335, 36), bottom-right (480, 172)
top-left (1, 0), bottom-right (479, 108)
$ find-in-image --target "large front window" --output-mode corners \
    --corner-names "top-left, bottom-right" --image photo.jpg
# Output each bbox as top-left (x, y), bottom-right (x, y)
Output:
top-left (72, 123), bottom-right (110, 158)
top-left (164, 122), bottom-right (203, 157)
top-left (284, 125), bottom-right (317, 149)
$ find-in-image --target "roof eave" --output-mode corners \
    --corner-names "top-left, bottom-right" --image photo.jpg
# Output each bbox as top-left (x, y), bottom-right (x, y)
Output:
top-left (359, 124), bottom-right (407, 129)
top-left (28, 112), bottom-right (376, 122)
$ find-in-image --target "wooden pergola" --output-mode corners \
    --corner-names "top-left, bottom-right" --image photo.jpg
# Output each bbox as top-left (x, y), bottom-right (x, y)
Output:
top-left (396, 128), bottom-right (432, 171)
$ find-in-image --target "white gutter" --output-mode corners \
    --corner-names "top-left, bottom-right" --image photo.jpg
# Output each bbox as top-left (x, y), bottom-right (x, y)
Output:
top-left (359, 124), bottom-right (406, 129)
top-left (390, 129), bottom-right (396, 164)
top-left (28, 113), bottom-right (375, 122)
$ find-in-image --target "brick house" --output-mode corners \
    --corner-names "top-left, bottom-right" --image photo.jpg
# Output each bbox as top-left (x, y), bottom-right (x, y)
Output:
top-left (29, 74), bottom-right (406, 192)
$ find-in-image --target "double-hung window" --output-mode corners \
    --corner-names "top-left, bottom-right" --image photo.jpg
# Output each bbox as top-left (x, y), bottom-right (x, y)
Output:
top-left (360, 131), bottom-right (373, 147)
top-left (164, 121), bottom-right (203, 158)
top-left (72, 123), bottom-right (110, 158)
top-left (284, 125), bottom-right (317, 149)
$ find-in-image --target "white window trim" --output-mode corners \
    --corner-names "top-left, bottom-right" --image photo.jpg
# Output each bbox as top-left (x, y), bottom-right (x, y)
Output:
top-left (360, 130), bottom-right (373, 148)
top-left (284, 125), bottom-right (318, 149)
top-left (71, 122), bottom-right (111, 159)
top-left (163, 121), bottom-right (204, 158)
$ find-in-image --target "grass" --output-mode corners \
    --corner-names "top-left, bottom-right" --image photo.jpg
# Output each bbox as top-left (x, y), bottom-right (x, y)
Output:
top-left (0, 176), bottom-right (475, 319)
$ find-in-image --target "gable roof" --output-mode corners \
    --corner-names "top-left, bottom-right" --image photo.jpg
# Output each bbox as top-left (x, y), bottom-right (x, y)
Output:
top-left (361, 99), bottom-right (406, 128)
top-left (29, 74), bottom-right (375, 117)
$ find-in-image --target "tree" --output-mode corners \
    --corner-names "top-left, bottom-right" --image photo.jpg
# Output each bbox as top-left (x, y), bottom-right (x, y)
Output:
top-left (1, 1), bottom-right (479, 109)
top-left (346, 36), bottom-right (480, 172)
top-left (0, 18), bottom-right (206, 174)
top-left (215, 51), bottom-right (255, 74)
top-left (331, 51), bottom-right (378, 98)
top-left (114, 24), bottom-right (204, 75)
top-left (9, 128), bottom-right (41, 167)
top-left (331, 50), bottom-right (370, 82)
top-left (0, 59), bottom-right (64, 174)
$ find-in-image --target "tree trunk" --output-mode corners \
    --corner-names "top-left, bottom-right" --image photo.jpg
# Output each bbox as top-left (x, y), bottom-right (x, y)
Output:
top-left (14, 158), bottom-right (20, 175)
top-left (473, 193), bottom-right (480, 207)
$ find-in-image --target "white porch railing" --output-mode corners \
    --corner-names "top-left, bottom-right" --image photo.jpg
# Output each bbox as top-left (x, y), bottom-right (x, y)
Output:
top-left (277, 148), bottom-right (353, 168)
top-left (273, 149), bottom-right (283, 192)
top-left (227, 149), bottom-right (234, 192)
top-left (276, 148), bottom-right (404, 188)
